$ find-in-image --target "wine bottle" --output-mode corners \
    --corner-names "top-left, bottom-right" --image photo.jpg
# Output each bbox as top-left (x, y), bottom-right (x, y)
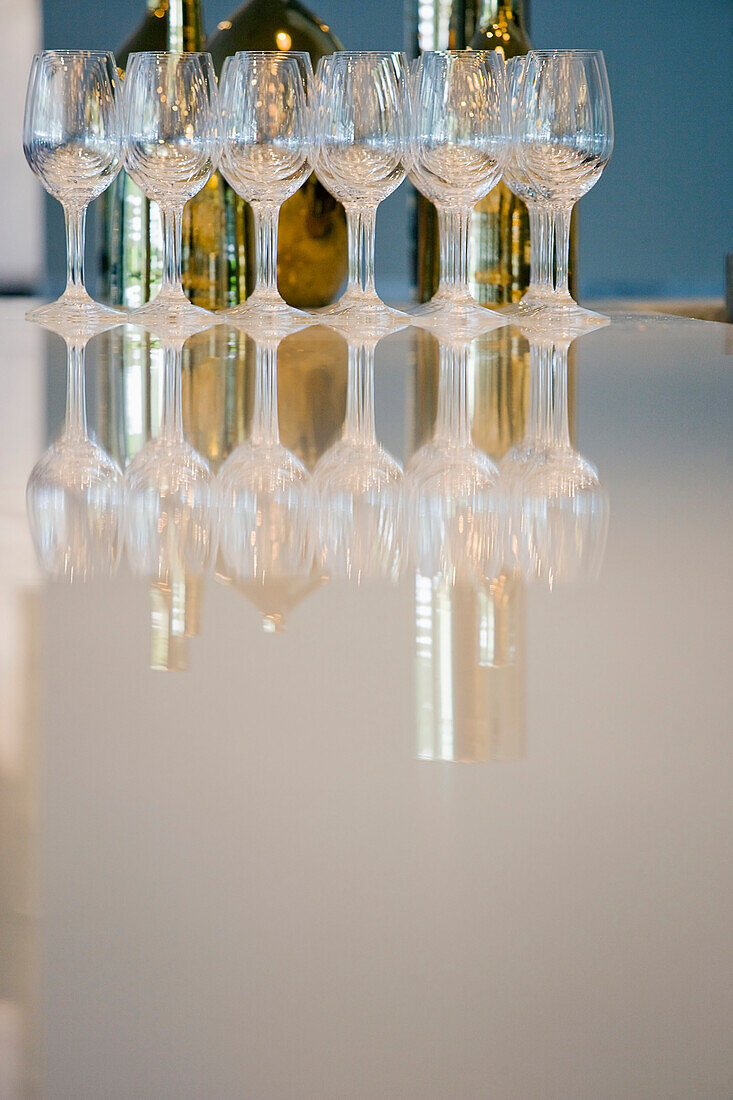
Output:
top-left (207, 0), bottom-right (348, 309)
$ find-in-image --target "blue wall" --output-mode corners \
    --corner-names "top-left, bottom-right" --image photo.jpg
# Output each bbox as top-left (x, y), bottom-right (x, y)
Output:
top-left (42, 0), bottom-right (733, 300)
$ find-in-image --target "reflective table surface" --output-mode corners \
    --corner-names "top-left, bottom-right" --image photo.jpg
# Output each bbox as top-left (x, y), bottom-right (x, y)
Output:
top-left (1, 301), bottom-right (731, 1098)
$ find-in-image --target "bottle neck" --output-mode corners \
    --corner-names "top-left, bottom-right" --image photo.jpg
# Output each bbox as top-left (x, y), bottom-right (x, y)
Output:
top-left (477, 0), bottom-right (526, 31)
top-left (146, 0), bottom-right (205, 52)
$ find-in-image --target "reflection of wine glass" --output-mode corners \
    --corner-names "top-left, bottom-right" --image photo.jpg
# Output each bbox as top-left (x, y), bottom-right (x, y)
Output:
top-left (498, 334), bottom-right (554, 577)
top-left (314, 328), bottom-right (403, 581)
top-left (518, 321), bottom-right (610, 587)
top-left (406, 337), bottom-right (502, 585)
top-left (217, 331), bottom-right (314, 632)
top-left (124, 332), bottom-right (217, 585)
top-left (27, 316), bottom-right (124, 580)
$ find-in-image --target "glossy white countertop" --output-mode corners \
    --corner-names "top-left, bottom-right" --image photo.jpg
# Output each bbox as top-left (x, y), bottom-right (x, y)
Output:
top-left (0, 300), bottom-right (731, 1099)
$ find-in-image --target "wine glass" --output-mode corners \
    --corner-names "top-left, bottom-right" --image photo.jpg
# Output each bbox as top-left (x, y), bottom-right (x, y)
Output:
top-left (518, 320), bottom-right (610, 587)
top-left (217, 331), bottom-right (314, 633)
top-left (517, 50), bottom-right (614, 330)
top-left (408, 50), bottom-right (509, 338)
top-left (499, 55), bottom-right (555, 321)
top-left (122, 51), bottom-right (221, 329)
top-left (27, 316), bottom-right (124, 580)
top-left (124, 332), bottom-right (218, 585)
top-left (219, 51), bottom-right (315, 332)
top-left (313, 327), bottom-right (404, 581)
top-left (406, 336), bottom-right (503, 585)
top-left (317, 51), bottom-right (410, 332)
top-left (23, 50), bottom-right (124, 325)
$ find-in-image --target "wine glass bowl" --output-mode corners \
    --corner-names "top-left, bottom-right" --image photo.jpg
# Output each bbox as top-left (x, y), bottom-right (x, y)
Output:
top-left (520, 448), bottom-right (610, 588)
top-left (23, 50), bottom-right (124, 325)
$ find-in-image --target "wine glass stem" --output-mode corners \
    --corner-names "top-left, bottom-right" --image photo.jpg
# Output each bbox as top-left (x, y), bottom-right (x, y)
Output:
top-left (436, 206), bottom-right (452, 294)
top-left (526, 340), bottom-right (543, 445)
top-left (447, 207), bottom-right (471, 299)
top-left (252, 340), bottom-right (280, 446)
top-left (161, 342), bottom-right (184, 439)
top-left (160, 205), bottom-right (185, 297)
top-left (554, 204), bottom-right (573, 298)
top-left (538, 205), bottom-right (554, 294)
top-left (65, 339), bottom-right (87, 438)
top-left (345, 342), bottom-right (376, 445)
top-left (253, 202), bottom-right (280, 299)
top-left (345, 205), bottom-right (361, 295)
top-left (360, 206), bottom-right (377, 297)
top-left (527, 203), bottom-right (540, 294)
top-left (436, 341), bottom-right (471, 448)
top-left (552, 344), bottom-right (572, 449)
top-left (64, 205), bottom-right (87, 297)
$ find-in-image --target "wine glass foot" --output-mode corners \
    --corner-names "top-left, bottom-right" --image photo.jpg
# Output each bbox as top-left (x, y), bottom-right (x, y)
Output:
top-left (513, 298), bottom-right (611, 338)
top-left (127, 294), bottom-right (218, 338)
top-left (26, 292), bottom-right (124, 331)
top-left (225, 297), bottom-right (315, 339)
top-left (409, 297), bottom-right (509, 339)
top-left (314, 298), bottom-right (409, 338)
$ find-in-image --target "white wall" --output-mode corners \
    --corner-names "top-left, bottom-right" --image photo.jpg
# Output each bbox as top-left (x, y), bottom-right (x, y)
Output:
top-left (0, 0), bottom-right (42, 291)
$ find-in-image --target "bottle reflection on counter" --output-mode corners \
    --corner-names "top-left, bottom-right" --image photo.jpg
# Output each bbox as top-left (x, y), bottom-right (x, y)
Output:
top-left (415, 571), bottom-right (525, 763)
top-left (407, 327), bottom-right (529, 763)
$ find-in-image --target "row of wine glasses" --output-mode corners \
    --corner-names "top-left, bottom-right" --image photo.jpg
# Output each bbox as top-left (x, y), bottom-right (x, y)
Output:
top-left (23, 47), bottom-right (613, 338)
top-left (27, 322), bottom-right (608, 593)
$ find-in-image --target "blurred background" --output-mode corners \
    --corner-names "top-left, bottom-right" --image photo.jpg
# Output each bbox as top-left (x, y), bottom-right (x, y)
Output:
top-left (4, 0), bottom-right (732, 308)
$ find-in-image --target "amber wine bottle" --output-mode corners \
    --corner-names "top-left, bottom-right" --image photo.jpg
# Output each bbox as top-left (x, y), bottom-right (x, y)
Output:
top-left (207, 0), bottom-right (348, 309)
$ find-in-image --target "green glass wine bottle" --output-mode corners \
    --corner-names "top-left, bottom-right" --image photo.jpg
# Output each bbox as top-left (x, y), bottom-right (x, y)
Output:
top-left (207, 0), bottom-right (348, 309)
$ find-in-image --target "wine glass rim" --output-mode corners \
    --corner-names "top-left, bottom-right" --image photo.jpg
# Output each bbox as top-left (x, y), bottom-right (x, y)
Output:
top-left (33, 49), bottom-right (116, 59)
top-left (329, 50), bottom-right (407, 59)
top-left (126, 50), bottom-right (214, 59)
top-left (528, 49), bottom-right (606, 58)
top-left (232, 49), bottom-right (311, 59)
top-left (415, 49), bottom-right (505, 65)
